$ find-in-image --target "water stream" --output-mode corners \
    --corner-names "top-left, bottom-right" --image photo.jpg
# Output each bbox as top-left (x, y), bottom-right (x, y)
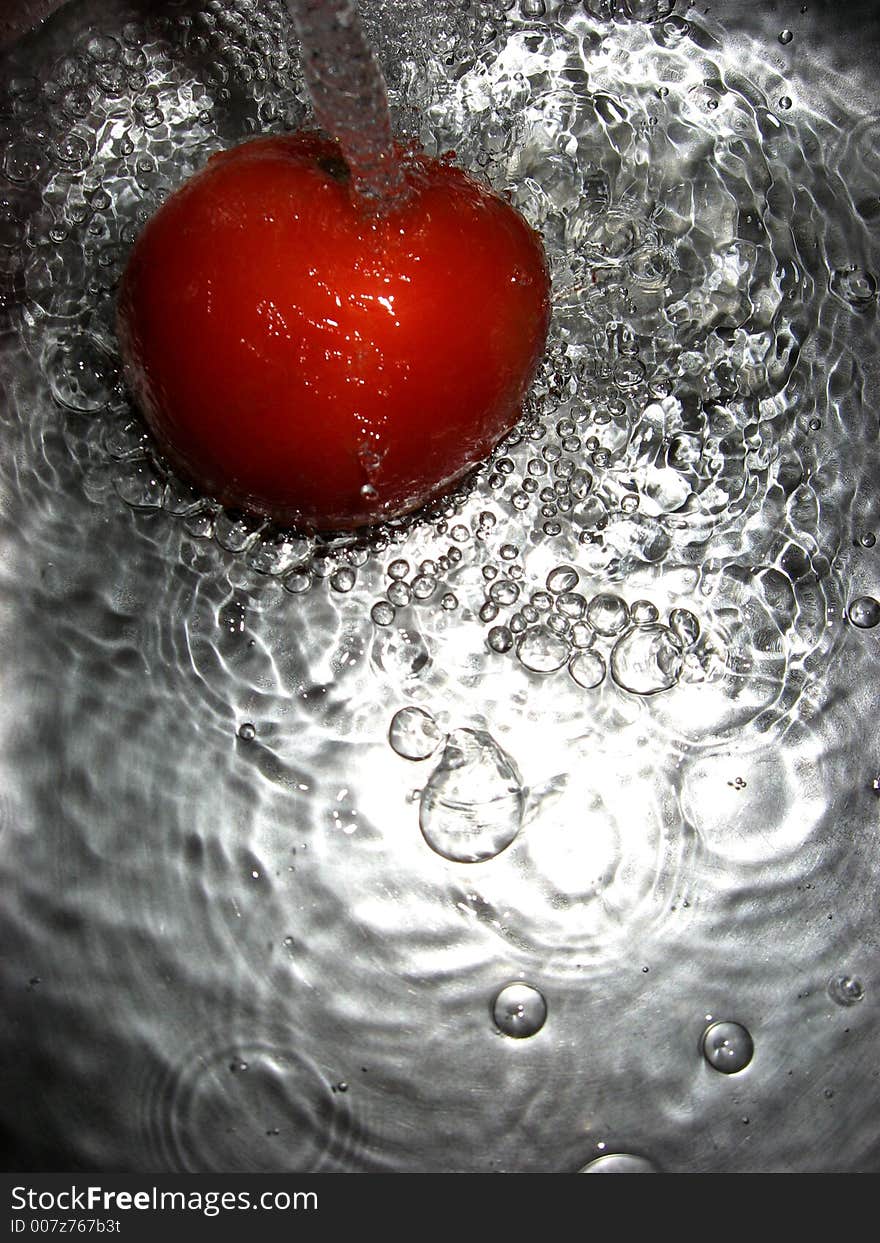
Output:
top-left (285, 0), bottom-right (406, 206)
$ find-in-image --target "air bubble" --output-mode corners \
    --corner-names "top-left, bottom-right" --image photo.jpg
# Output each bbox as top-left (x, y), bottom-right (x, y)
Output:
top-left (370, 600), bottom-right (395, 626)
top-left (237, 722), bottom-right (257, 742)
top-left (569, 650), bottom-right (606, 689)
top-left (372, 627), bottom-right (430, 678)
top-left (630, 599), bottom-right (659, 624)
top-left (668, 433), bottom-right (702, 470)
top-left (516, 626), bottom-right (570, 673)
top-left (52, 132), bottom-right (91, 169)
top-left (827, 974), bottom-right (865, 1006)
top-left (45, 335), bottom-right (117, 413)
top-left (492, 982), bottom-right (547, 1039)
top-left (701, 1020), bottom-right (754, 1073)
top-left (389, 707), bottom-right (444, 761)
top-left (489, 580), bottom-right (520, 606)
top-left (669, 608), bottom-right (700, 647)
top-left (2, 141), bottom-right (48, 184)
top-left (115, 462), bottom-right (164, 510)
top-left (419, 729), bottom-right (524, 862)
top-left (610, 624), bottom-right (684, 695)
top-left (330, 567), bottom-right (356, 593)
top-left (546, 565), bottom-right (579, 594)
top-left (586, 593), bottom-right (630, 636)
top-left (411, 575), bottom-right (436, 601)
top-left (386, 581), bottom-right (410, 607)
top-left (570, 622), bottom-right (593, 649)
top-left (487, 626), bottom-right (513, 653)
top-left (85, 33), bottom-right (121, 62)
top-left (778, 29), bottom-right (793, 44)
top-left (580, 1154), bottom-right (657, 1173)
top-left (847, 596), bottom-right (880, 629)
top-left (830, 266), bottom-right (877, 308)
top-left (556, 592), bottom-right (586, 620)
top-left (283, 568), bottom-right (312, 595)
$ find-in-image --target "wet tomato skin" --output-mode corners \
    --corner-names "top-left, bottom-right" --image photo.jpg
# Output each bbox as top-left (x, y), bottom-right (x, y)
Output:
top-left (116, 132), bottom-right (551, 530)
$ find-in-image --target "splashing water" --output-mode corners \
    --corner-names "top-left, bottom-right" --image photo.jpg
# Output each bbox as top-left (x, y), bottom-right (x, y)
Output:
top-left (286, 0), bottom-right (408, 206)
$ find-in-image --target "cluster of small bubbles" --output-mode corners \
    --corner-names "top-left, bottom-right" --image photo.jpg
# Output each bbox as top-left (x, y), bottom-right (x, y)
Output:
top-left (388, 707), bottom-right (445, 761)
top-left (847, 596), bottom-right (880, 629)
top-left (827, 975), bottom-right (865, 1007)
top-left (830, 266), bottom-right (878, 309)
top-left (701, 1020), bottom-right (754, 1074)
top-left (492, 982), bottom-right (547, 1039)
top-left (419, 728), bottom-right (523, 862)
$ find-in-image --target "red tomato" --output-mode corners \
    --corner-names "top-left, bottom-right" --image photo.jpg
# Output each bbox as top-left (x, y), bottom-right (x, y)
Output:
top-left (116, 132), bottom-right (551, 530)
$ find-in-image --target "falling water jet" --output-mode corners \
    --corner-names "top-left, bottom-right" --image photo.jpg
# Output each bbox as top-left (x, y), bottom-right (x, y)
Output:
top-left (287, 0), bottom-right (409, 209)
